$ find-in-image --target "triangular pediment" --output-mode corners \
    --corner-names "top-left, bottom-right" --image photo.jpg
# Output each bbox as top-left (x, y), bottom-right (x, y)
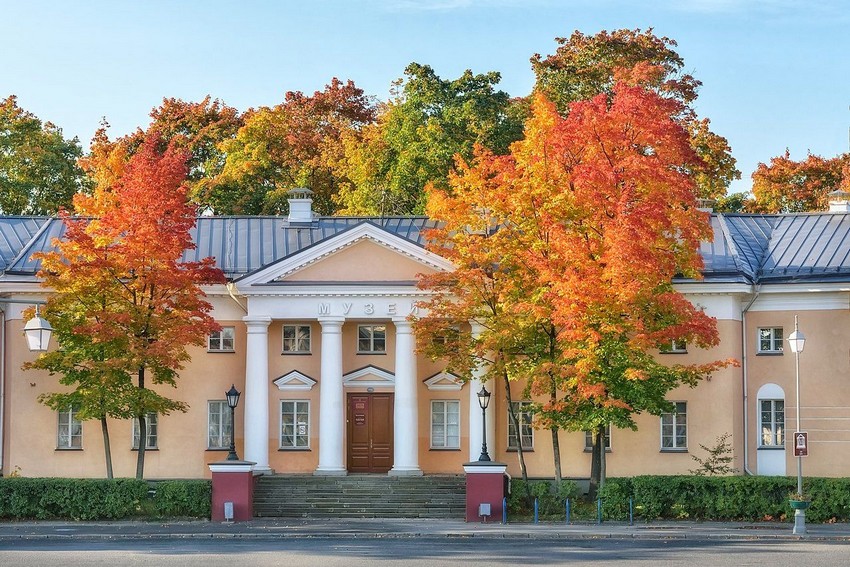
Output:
top-left (236, 223), bottom-right (454, 286)
top-left (343, 365), bottom-right (395, 388)
top-left (423, 371), bottom-right (465, 391)
top-left (273, 371), bottom-right (317, 391)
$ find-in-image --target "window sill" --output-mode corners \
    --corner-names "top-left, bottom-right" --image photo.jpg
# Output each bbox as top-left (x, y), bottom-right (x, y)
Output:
top-left (758, 446), bottom-right (786, 450)
top-left (281, 352), bottom-right (312, 356)
top-left (55, 448), bottom-right (83, 451)
top-left (279, 448), bottom-right (311, 452)
top-left (206, 448), bottom-right (230, 452)
top-left (583, 448), bottom-right (612, 453)
top-left (506, 448), bottom-right (534, 453)
top-left (207, 350), bottom-right (236, 354)
top-left (756, 352), bottom-right (783, 356)
top-left (356, 352), bottom-right (387, 355)
top-left (429, 447), bottom-right (461, 451)
top-left (660, 448), bottom-right (688, 453)
top-left (660, 351), bottom-right (688, 355)
top-left (131, 448), bottom-right (159, 452)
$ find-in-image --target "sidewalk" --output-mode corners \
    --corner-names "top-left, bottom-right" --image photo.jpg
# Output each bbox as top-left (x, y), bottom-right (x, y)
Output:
top-left (1, 518), bottom-right (850, 542)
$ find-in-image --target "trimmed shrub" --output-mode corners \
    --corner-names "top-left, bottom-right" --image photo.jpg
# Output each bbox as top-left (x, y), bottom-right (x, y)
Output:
top-left (0, 478), bottom-right (211, 520)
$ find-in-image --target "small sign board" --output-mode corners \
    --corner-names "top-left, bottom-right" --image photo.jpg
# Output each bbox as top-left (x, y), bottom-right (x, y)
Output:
top-left (794, 431), bottom-right (808, 457)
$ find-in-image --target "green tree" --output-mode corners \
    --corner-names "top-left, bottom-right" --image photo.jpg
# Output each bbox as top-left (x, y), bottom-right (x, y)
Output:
top-left (209, 78), bottom-right (376, 215)
top-left (531, 28), bottom-right (740, 200)
top-left (334, 63), bottom-right (523, 215)
top-left (32, 131), bottom-right (225, 479)
top-left (0, 95), bottom-right (86, 214)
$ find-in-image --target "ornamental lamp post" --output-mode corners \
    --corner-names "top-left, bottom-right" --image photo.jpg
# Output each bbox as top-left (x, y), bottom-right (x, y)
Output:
top-left (225, 384), bottom-right (241, 461)
top-left (787, 315), bottom-right (806, 535)
top-left (477, 385), bottom-right (491, 462)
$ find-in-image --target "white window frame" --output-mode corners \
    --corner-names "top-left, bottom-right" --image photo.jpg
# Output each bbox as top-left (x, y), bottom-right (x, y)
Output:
top-left (661, 402), bottom-right (688, 450)
top-left (280, 400), bottom-right (311, 449)
top-left (208, 326), bottom-right (235, 352)
top-left (57, 405), bottom-right (82, 449)
top-left (661, 339), bottom-right (687, 354)
top-left (430, 400), bottom-right (461, 449)
top-left (357, 324), bottom-right (386, 353)
top-left (282, 324), bottom-right (312, 354)
top-left (757, 327), bottom-right (784, 353)
top-left (507, 401), bottom-right (534, 450)
top-left (584, 424), bottom-right (612, 451)
top-left (759, 399), bottom-right (785, 447)
top-left (132, 413), bottom-right (158, 450)
top-left (207, 400), bottom-right (232, 450)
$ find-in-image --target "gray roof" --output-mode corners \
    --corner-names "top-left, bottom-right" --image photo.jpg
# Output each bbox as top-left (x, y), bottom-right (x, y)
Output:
top-left (6, 213), bottom-right (850, 285)
top-left (0, 217), bottom-right (50, 272)
top-left (4, 216), bottom-right (439, 280)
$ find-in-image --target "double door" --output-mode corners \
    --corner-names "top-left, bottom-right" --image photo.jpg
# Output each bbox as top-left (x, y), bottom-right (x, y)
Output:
top-left (347, 393), bottom-right (393, 473)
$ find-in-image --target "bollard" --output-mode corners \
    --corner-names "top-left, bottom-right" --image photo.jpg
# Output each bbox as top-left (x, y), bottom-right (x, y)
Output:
top-left (565, 498), bottom-right (571, 525)
top-left (534, 498), bottom-right (539, 524)
top-left (597, 498), bottom-right (602, 524)
top-left (502, 496), bottom-right (507, 524)
top-left (629, 497), bottom-right (634, 526)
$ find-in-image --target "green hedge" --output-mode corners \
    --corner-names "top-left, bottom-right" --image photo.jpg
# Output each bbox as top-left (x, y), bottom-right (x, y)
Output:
top-left (596, 476), bottom-right (850, 523)
top-left (0, 478), bottom-right (211, 520)
top-left (508, 479), bottom-right (579, 519)
top-left (509, 476), bottom-right (850, 523)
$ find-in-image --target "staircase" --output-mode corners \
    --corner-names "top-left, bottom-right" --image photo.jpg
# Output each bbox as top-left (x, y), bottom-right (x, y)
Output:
top-left (253, 474), bottom-right (466, 519)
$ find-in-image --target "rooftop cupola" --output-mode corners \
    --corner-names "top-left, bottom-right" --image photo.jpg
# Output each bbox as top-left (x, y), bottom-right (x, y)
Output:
top-left (287, 187), bottom-right (314, 223)
top-left (828, 189), bottom-right (850, 213)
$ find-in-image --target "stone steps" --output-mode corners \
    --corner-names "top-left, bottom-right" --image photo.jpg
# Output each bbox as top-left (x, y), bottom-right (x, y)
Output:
top-left (254, 474), bottom-right (466, 519)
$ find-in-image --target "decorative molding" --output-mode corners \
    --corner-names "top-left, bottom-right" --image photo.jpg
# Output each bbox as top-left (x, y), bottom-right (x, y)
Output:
top-left (273, 371), bottom-right (317, 391)
top-left (342, 365), bottom-right (395, 388)
top-left (423, 371), bottom-right (464, 391)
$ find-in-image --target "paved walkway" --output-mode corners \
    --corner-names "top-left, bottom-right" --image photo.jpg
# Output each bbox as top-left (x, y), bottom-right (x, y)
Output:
top-left (1, 518), bottom-right (849, 542)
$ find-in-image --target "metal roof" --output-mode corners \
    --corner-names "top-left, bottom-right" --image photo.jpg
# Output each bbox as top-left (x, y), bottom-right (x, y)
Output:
top-left (6, 212), bottom-right (850, 285)
top-left (0, 217), bottom-right (50, 272)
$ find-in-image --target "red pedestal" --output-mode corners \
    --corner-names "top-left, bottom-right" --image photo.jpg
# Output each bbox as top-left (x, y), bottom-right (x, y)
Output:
top-left (209, 461), bottom-right (256, 522)
top-left (463, 462), bottom-right (507, 523)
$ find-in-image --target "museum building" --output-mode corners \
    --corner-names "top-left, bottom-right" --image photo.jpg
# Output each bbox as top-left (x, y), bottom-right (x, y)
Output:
top-left (3, 192), bottom-right (850, 480)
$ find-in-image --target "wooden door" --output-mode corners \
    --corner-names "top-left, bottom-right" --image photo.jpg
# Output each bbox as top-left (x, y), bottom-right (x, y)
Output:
top-left (347, 393), bottom-right (393, 473)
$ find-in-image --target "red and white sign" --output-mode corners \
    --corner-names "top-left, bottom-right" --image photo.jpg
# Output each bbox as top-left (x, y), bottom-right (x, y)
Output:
top-left (794, 431), bottom-right (808, 457)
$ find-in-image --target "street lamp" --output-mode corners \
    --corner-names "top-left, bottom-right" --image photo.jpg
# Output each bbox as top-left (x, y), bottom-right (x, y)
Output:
top-left (23, 304), bottom-right (52, 352)
top-left (225, 384), bottom-right (241, 461)
top-left (477, 386), bottom-right (491, 462)
top-left (787, 315), bottom-right (806, 535)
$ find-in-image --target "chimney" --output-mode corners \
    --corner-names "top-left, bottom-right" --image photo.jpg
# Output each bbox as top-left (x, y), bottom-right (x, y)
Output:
top-left (828, 189), bottom-right (850, 213)
top-left (697, 198), bottom-right (715, 213)
top-left (287, 188), bottom-right (314, 223)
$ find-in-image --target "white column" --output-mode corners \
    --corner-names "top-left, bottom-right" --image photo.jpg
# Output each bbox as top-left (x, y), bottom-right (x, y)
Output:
top-left (469, 322), bottom-right (496, 462)
top-left (389, 318), bottom-right (422, 476)
top-left (315, 316), bottom-right (347, 475)
top-left (243, 316), bottom-right (272, 473)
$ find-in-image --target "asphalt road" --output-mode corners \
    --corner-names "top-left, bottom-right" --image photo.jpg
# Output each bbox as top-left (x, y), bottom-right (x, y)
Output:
top-left (2, 537), bottom-right (848, 566)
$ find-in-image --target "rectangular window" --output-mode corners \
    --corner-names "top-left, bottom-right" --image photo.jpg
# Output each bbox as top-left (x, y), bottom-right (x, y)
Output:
top-left (208, 327), bottom-right (235, 352)
top-left (132, 413), bottom-right (158, 450)
top-left (661, 402), bottom-right (687, 450)
top-left (661, 340), bottom-right (687, 354)
top-left (57, 405), bottom-right (82, 449)
top-left (358, 325), bottom-right (386, 353)
top-left (283, 324), bottom-right (311, 353)
top-left (584, 424), bottom-right (612, 451)
top-left (208, 401), bottom-right (232, 449)
top-left (281, 401), bottom-right (310, 449)
top-left (757, 327), bottom-right (783, 353)
top-left (507, 401), bottom-right (533, 450)
top-left (760, 399), bottom-right (785, 447)
top-left (431, 400), bottom-right (461, 449)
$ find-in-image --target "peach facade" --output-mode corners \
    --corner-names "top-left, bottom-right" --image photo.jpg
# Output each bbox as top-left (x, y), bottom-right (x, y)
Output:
top-left (3, 210), bottom-right (850, 481)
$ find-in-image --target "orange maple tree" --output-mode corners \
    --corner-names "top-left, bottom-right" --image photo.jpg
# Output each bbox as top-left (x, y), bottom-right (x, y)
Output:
top-left (751, 150), bottom-right (850, 213)
top-left (419, 86), bottom-right (734, 494)
top-left (32, 132), bottom-right (225, 479)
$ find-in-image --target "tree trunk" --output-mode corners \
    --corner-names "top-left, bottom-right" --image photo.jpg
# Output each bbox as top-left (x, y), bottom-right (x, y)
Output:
top-left (547, 327), bottom-right (562, 484)
top-left (502, 367), bottom-right (528, 483)
top-left (550, 427), bottom-right (562, 484)
top-left (588, 423), bottom-right (608, 500)
top-left (135, 365), bottom-right (146, 480)
top-left (100, 417), bottom-right (113, 479)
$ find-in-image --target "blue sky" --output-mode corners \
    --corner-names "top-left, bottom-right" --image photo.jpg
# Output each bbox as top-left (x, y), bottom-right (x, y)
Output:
top-left (1, 0), bottom-right (848, 196)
